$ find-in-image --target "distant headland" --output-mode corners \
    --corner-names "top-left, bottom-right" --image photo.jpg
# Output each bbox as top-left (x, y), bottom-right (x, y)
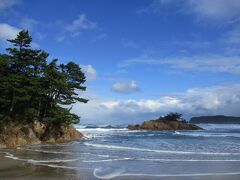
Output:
top-left (190, 115), bottom-right (240, 124)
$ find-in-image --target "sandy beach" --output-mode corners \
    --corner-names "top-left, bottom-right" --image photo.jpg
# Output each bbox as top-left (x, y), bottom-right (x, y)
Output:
top-left (1, 134), bottom-right (240, 180)
top-left (0, 154), bottom-right (72, 180)
top-left (0, 152), bottom-right (95, 180)
top-left (1, 152), bottom-right (240, 180)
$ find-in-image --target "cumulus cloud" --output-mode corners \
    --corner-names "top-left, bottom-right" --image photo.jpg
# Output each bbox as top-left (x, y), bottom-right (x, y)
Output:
top-left (119, 55), bottom-right (240, 74)
top-left (0, 0), bottom-right (21, 11)
top-left (81, 64), bottom-right (97, 80)
top-left (72, 84), bottom-right (240, 125)
top-left (0, 23), bottom-right (20, 41)
top-left (66, 14), bottom-right (97, 32)
top-left (111, 80), bottom-right (140, 94)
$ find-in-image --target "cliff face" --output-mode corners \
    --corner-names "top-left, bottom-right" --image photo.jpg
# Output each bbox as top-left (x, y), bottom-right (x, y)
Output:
top-left (128, 119), bottom-right (202, 131)
top-left (0, 121), bottom-right (83, 148)
top-left (190, 115), bottom-right (240, 124)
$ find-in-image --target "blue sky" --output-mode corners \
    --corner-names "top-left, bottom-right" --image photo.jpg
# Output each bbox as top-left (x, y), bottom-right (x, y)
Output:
top-left (1, 0), bottom-right (240, 124)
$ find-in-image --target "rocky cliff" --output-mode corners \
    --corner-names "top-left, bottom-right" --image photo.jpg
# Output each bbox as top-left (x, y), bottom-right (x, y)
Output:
top-left (0, 121), bottom-right (83, 148)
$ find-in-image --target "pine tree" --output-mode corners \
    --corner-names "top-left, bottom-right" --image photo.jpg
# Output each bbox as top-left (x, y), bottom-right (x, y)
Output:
top-left (5, 30), bottom-right (46, 121)
top-left (0, 30), bottom-right (88, 126)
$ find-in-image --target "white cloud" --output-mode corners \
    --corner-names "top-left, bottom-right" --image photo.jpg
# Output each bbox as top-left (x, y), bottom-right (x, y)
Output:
top-left (119, 55), bottom-right (240, 74)
top-left (66, 14), bottom-right (97, 32)
top-left (164, 55), bottom-right (240, 74)
top-left (81, 64), bottom-right (97, 80)
top-left (56, 14), bottom-right (98, 42)
top-left (111, 80), bottom-right (140, 94)
top-left (185, 0), bottom-right (240, 21)
top-left (139, 0), bottom-right (240, 22)
top-left (72, 84), bottom-right (240, 124)
top-left (0, 0), bottom-right (21, 11)
top-left (0, 23), bottom-right (20, 41)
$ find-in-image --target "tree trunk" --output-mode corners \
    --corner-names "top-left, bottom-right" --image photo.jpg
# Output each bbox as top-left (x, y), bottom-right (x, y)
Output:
top-left (43, 104), bottom-right (47, 120)
top-left (37, 100), bottom-right (41, 120)
top-left (9, 90), bottom-right (15, 114)
top-left (39, 103), bottom-right (47, 122)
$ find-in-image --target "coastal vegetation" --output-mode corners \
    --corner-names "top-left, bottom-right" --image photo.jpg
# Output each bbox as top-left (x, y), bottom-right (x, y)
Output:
top-left (0, 30), bottom-right (86, 147)
top-left (161, 112), bottom-right (185, 122)
top-left (0, 30), bottom-right (88, 129)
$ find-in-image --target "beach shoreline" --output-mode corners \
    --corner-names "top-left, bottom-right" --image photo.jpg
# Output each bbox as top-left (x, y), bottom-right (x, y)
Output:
top-left (1, 152), bottom-right (240, 180)
top-left (0, 152), bottom-right (94, 180)
top-left (1, 125), bottom-right (240, 180)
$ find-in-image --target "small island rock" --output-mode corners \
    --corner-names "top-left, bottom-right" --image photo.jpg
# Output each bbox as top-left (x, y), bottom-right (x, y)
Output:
top-left (128, 113), bottom-right (203, 131)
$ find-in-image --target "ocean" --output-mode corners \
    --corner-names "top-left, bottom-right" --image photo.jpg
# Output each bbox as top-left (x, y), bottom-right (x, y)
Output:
top-left (1, 124), bottom-right (240, 179)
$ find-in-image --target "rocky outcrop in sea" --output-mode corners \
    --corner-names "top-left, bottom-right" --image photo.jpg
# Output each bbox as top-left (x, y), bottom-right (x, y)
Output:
top-left (128, 115), bottom-right (203, 131)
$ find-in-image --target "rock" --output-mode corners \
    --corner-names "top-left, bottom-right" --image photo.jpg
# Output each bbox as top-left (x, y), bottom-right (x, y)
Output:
top-left (33, 120), bottom-right (46, 138)
top-left (128, 119), bottom-right (203, 131)
top-left (0, 121), bottom-right (83, 148)
top-left (42, 124), bottom-right (83, 144)
top-left (0, 123), bottom-right (41, 148)
top-left (0, 139), bottom-right (6, 148)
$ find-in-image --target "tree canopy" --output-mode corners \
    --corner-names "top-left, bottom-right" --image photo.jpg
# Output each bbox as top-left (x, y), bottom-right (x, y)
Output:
top-left (159, 112), bottom-right (185, 122)
top-left (0, 30), bottom-right (88, 127)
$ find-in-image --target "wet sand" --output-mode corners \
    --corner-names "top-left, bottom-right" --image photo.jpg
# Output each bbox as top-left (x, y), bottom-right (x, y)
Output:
top-left (1, 151), bottom-right (240, 180)
top-left (114, 174), bottom-right (240, 180)
top-left (1, 153), bottom-right (240, 180)
top-left (0, 153), bottom-right (95, 180)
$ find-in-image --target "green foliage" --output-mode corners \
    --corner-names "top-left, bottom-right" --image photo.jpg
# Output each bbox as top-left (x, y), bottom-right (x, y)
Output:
top-left (161, 112), bottom-right (185, 122)
top-left (7, 30), bottom-right (32, 49)
top-left (45, 107), bottom-right (80, 127)
top-left (0, 30), bottom-right (88, 126)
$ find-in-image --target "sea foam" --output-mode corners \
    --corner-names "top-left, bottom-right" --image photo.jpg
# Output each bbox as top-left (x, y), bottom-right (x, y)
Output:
top-left (84, 142), bottom-right (240, 155)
